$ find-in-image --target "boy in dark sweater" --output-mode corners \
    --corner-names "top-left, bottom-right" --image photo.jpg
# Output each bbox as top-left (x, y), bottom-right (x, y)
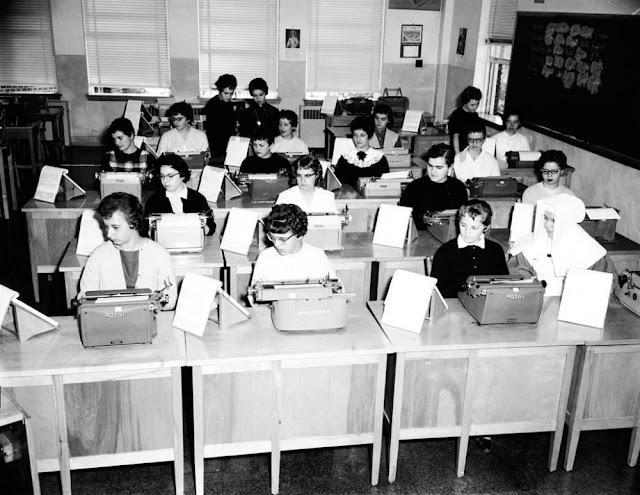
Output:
top-left (240, 128), bottom-right (289, 174)
top-left (430, 199), bottom-right (508, 298)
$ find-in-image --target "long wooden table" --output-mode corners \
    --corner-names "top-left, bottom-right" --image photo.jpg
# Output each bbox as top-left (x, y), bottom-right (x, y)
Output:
top-left (185, 304), bottom-right (393, 495)
top-left (369, 298), bottom-right (585, 481)
top-left (59, 237), bottom-right (225, 309)
top-left (0, 313), bottom-right (187, 495)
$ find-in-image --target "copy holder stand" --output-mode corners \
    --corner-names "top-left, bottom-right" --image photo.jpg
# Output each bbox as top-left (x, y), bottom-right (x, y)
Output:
top-left (2, 296), bottom-right (58, 342)
top-left (209, 288), bottom-right (250, 330)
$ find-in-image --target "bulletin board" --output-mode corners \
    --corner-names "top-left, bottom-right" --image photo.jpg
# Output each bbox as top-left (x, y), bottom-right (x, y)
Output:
top-left (506, 12), bottom-right (640, 169)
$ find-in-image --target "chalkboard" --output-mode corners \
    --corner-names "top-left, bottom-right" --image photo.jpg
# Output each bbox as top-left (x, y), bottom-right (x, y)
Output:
top-left (506, 12), bottom-right (640, 168)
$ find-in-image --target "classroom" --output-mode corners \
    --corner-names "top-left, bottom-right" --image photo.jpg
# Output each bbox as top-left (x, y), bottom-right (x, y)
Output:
top-left (1, 0), bottom-right (640, 494)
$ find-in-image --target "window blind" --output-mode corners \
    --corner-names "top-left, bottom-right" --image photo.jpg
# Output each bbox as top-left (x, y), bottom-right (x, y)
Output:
top-left (306, 0), bottom-right (384, 95)
top-left (82, 0), bottom-right (171, 96)
top-left (0, 0), bottom-right (57, 94)
top-left (198, 0), bottom-right (279, 98)
top-left (487, 0), bottom-right (517, 43)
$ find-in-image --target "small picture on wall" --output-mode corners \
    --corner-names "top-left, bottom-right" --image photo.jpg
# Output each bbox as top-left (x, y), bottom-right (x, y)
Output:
top-left (286, 29), bottom-right (300, 49)
top-left (401, 24), bottom-right (423, 58)
top-left (457, 27), bottom-right (467, 56)
top-left (389, 0), bottom-right (441, 11)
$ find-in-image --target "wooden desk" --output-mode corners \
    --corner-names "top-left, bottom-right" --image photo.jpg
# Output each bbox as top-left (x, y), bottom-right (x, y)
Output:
top-left (369, 298), bottom-right (581, 481)
top-left (186, 304), bottom-right (392, 495)
top-left (25, 108), bottom-right (66, 164)
top-left (59, 237), bottom-right (225, 309)
top-left (0, 314), bottom-right (187, 495)
top-left (22, 192), bottom-right (102, 302)
top-left (563, 298), bottom-right (640, 471)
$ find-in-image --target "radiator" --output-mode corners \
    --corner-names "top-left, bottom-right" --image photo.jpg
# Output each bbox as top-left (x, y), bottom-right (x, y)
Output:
top-left (298, 105), bottom-right (325, 149)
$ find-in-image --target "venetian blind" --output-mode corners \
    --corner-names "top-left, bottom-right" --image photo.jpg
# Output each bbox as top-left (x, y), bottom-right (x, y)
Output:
top-left (0, 0), bottom-right (57, 93)
top-left (306, 0), bottom-right (384, 94)
top-left (198, 0), bottom-right (279, 97)
top-left (487, 0), bottom-right (517, 43)
top-left (82, 0), bottom-right (171, 96)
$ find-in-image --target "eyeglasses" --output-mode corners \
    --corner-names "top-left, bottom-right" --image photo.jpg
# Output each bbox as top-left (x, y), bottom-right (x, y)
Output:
top-left (267, 232), bottom-right (295, 244)
top-left (170, 116), bottom-right (185, 122)
top-left (468, 138), bottom-right (484, 144)
top-left (541, 169), bottom-right (560, 175)
top-left (296, 173), bottom-right (316, 180)
top-left (159, 172), bottom-right (180, 180)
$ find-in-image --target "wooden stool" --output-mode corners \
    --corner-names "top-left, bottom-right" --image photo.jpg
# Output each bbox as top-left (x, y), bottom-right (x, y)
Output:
top-left (1, 390), bottom-right (41, 494)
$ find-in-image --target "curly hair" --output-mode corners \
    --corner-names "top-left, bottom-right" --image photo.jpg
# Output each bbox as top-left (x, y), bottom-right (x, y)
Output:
top-left (265, 204), bottom-right (308, 238)
top-left (167, 101), bottom-right (194, 124)
top-left (350, 115), bottom-right (375, 139)
top-left (279, 109), bottom-right (298, 129)
top-left (108, 117), bottom-right (135, 137)
top-left (423, 143), bottom-right (454, 166)
top-left (535, 150), bottom-right (568, 173)
top-left (98, 193), bottom-right (145, 233)
top-left (289, 154), bottom-right (324, 187)
top-left (458, 199), bottom-right (492, 227)
top-left (373, 104), bottom-right (394, 129)
top-left (215, 74), bottom-right (237, 91)
top-left (156, 153), bottom-right (191, 182)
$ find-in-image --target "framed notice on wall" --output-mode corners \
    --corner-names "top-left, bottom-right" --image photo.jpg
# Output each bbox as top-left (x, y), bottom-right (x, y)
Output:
top-left (401, 24), bottom-right (422, 58)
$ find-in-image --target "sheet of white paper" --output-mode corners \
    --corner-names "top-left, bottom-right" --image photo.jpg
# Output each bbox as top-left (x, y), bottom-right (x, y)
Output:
top-left (34, 165), bottom-right (65, 203)
top-left (76, 210), bottom-right (106, 256)
top-left (321, 96), bottom-right (339, 115)
top-left (198, 166), bottom-right (225, 203)
top-left (225, 136), bottom-right (250, 167)
top-left (482, 136), bottom-right (496, 155)
top-left (372, 204), bottom-right (412, 248)
top-left (381, 270), bottom-right (437, 333)
top-left (124, 100), bottom-right (143, 135)
top-left (558, 268), bottom-right (612, 328)
top-left (401, 110), bottom-right (423, 133)
top-left (381, 171), bottom-right (411, 180)
top-left (133, 136), bottom-right (145, 148)
top-left (518, 151), bottom-right (542, 162)
top-left (381, 147), bottom-right (409, 155)
top-left (0, 283), bottom-right (19, 326)
top-left (585, 208), bottom-right (621, 220)
top-left (220, 208), bottom-right (261, 255)
top-left (173, 273), bottom-right (222, 337)
top-left (510, 202), bottom-right (535, 242)
top-left (331, 138), bottom-right (355, 165)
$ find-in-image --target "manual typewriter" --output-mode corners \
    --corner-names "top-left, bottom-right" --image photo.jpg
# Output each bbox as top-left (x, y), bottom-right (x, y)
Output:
top-left (467, 176), bottom-right (519, 198)
top-left (98, 171), bottom-right (145, 200)
top-left (304, 207), bottom-right (350, 251)
top-left (249, 277), bottom-right (351, 333)
top-left (615, 269), bottom-right (640, 317)
top-left (148, 213), bottom-right (208, 252)
top-left (458, 275), bottom-right (545, 324)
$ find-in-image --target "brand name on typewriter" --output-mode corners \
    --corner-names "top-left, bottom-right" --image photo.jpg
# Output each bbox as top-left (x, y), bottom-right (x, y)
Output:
top-left (104, 311), bottom-right (126, 318)
top-left (506, 294), bottom-right (524, 300)
top-left (296, 309), bottom-right (330, 316)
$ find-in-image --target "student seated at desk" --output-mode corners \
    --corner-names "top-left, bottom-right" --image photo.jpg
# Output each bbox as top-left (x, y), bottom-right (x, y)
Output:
top-left (270, 109), bottom-right (309, 154)
top-left (398, 143), bottom-right (468, 229)
top-left (204, 73), bottom-right (238, 158)
top-left (449, 86), bottom-right (482, 155)
top-left (240, 128), bottom-right (289, 174)
top-left (334, 116), bottom-right (390, 192)
top-left (238, 77), bottom-right (279, 140)
top-left (493, 110), bottom-right (531, 168)
top-left (157, 102), bottom-right (209, 156)
top-left (369, 104), bottom-right (401, 149)
top-left (80, 193), bottom-right (177, 310)
top-left (101, 117), bottom-right (155, 173)
top-left (508, 194), bottom-right (613, 297)
top-left (251, 204), bottom-right (333, 283)
top-left (430, 199), bottom-right (508, 298)
top-left (521, 150), bottom-right (575, 205)
top-left (276, 154), bottom-right (337, 213)
top-left (144, 154), bottom-right (215, 235)
top-left (452, 122), bottom-right (500, 184)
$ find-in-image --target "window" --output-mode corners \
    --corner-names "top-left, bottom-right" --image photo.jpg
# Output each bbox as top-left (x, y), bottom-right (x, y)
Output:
top-left (82, 0), bottom-right (171, 97)
top-left (306, 0), bottom-right (384, 98)
top-left (198, 0), bottom-right (279, 99)
top-left (476, 0), bottom-right (517, 116)
top-left (0, 0), bottom-right (57, 94)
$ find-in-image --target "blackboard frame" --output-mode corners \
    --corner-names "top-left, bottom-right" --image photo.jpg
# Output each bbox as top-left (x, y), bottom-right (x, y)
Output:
top-left (506, 12), bottom-right (640, 170)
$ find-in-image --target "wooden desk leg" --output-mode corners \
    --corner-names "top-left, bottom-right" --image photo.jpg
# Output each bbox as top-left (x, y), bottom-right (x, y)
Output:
top-left (24, 415), bottom-right (42, 495)
top-left (229, 267), bottom-right (239, 302)
top-left (7, 150), bottom-right (17, 211)
top-left (457, 350), bottom-right (478, 478)
top-left (192, 367), bottom-right (204, 495)
top-left (271, 361), bottom-right (282, 495)
top-left (563, 346), bottom-right (593, 472)
top-left (371, 354), bottom-right (387, 486)
top-left (25, 212), bottom-right (41, 303)
top-left (549, 347), bottom-right (575, 472)
top-left (628, 414), bottom-right (640, 467)
top-left (172, 368), bottom-right (184, 495)
top-left (0, 148), bottom-right (9, 219)
top-left (28, 126), bottom-right (39, 176)
top-left (388, 352), bottom-right (406, 483)
top-left (53, 375), bottom-right (72, 495)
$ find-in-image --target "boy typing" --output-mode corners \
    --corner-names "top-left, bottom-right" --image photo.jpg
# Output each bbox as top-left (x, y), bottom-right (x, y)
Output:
top-left (240, 128), bottom-right (290, 174)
